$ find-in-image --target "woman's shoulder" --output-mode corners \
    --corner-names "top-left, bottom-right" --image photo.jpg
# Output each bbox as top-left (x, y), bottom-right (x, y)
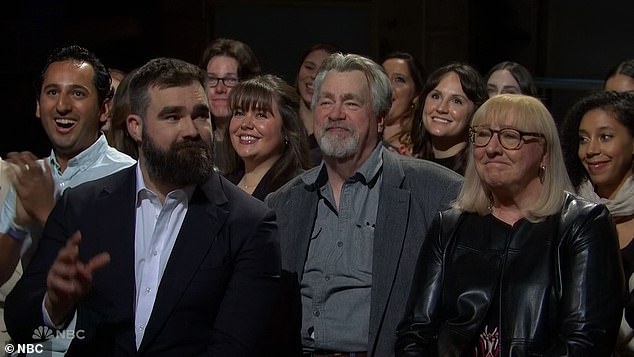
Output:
top-left (559, 191), bottom-right (612, 230)
top-left (562, 191), bottom-right (609, 215)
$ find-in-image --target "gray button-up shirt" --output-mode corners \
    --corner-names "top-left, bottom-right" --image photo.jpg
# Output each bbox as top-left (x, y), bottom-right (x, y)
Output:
top-left (300, 144), bottom-right (383, 352)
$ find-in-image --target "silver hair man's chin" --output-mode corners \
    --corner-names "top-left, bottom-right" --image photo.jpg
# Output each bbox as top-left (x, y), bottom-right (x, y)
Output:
top-left (317, 132), bottom-right (359, 158)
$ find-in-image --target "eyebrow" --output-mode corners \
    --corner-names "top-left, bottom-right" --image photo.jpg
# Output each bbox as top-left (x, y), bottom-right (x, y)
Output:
top-left (206, 72), bottom-right (238, 77)
top-left (342, 93), bottom-right (364, 102)
top-left (42, 83), bottom-right (90, 92)
top-left (157, 106), bottom-right (183, 117)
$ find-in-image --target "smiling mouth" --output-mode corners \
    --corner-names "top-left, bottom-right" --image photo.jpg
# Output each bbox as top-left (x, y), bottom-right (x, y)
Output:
top-left (238, 135), bottom-right (260, 144)
top-left (586, 161), bottom-right (609, 170)
top-left (431, 116), bottom-right (451, 124)
top-left (55, 118), bottom-right (76, 129)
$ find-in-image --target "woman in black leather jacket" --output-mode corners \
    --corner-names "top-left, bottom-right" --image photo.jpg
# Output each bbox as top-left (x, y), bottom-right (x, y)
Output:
top-left (396, 94), bottom-right (625, 356)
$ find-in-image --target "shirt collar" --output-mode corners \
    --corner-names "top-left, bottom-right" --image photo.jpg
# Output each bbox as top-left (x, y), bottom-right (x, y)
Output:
top-left (135, 163), bottom-right (195, 204)
top-left (48, 134), bottom-right (110, 175)
top-left (302, 143), bottom-right (384, 188)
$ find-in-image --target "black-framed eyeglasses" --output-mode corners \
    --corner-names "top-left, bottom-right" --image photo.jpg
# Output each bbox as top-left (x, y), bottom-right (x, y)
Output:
top-left (207, 76), bottom-right (238, 88)
top-left (470, 127), bottom-right (545, 150)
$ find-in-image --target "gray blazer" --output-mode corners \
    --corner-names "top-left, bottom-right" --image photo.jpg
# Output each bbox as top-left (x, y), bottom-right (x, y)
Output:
top-left (265, 148), bottom-right (463, 357)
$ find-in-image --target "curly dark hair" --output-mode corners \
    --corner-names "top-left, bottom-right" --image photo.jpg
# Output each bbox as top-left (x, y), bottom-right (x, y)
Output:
top-left (560, 90), bottom-right (634, 189)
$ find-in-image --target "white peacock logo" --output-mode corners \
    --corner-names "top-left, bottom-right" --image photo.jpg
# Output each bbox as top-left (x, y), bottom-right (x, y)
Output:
top-left (32, 326), bottom-right (55, 340)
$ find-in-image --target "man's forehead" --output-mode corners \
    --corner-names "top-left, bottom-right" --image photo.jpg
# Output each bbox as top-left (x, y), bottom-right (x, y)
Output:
top-left (43, 61), bottom-right (94, 82)
top-left (148, 84), bottom-right (209, 106)
top-left (321, 70), bottom-right (369, 93)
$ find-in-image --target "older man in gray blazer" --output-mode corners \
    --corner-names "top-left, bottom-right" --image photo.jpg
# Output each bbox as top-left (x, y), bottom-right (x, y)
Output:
top-left (265, 53), bottom-right (463, 357)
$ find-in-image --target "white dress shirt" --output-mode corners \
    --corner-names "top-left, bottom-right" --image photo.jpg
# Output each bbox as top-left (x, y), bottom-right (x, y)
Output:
top-left (133, 164), bottom-right (193, 349)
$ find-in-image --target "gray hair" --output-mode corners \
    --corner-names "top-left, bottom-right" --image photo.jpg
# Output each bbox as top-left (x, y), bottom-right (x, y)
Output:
top-left (453, 94), bottom-right (573, 222)
top-left (311, 53), bottom-right (392, 119)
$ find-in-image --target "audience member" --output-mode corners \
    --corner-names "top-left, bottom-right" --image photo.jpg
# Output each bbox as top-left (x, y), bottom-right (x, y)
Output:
top-left (5, 57), bottom-right (282, 356)
top-left (224, 74), bottom-right (310, 201)
top-left (381, 51), bottom-right (426, 156)
top-left (0, 45), bottom-right (135, 355)
top-left (102, 68), bottom-right (127, 133)
top-left (411, 62), bottom-right (488, 175)
top-left (485, 60), bottom-right (537, 97)
top-left (604, 59), bottom-right (634, 92)
top-left (265, 53), bottom-right (463, 357)
top-left (0, 156), bottom-right (20, 349)
top-left (105, 68), bottom-right (139, 159)
top-left (199, 38), bottom-right (261, 174)
top-left (0, 156), bottom-right (8, 209)
top-left (294, 43), bottom-right (340, 167)
top-left (396, 94), bottom-right (624, 356)
top-left (560, 90), bottom-right (634, 356)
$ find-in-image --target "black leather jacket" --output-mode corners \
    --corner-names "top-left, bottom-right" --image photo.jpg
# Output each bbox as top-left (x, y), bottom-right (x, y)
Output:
top-left (396, 193), bottom-right (625, 356)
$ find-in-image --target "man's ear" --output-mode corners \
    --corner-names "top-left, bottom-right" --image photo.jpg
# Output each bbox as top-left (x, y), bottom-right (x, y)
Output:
top-left (35, 100), bottom-right (41, 118)
top-left (377, 112), bottom-right (386, 135)
top-left (127, 114), bottom-right (143, 142)
top-left (99, 98), bottom-right (112, 126)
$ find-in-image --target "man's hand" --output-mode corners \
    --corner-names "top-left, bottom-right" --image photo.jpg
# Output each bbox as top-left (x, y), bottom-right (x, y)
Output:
top-left (44, 231), bottom-right (110, 326)
top-left (6, 151), bottom-right (55, 227)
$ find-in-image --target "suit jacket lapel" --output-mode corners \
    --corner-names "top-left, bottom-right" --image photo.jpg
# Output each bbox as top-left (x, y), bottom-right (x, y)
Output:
top-left (280, 184), bottom-right (318, 277)
top-left (72, 166), bottom-right (137, 355)
top-left (138, 175), bottom-right (229, 352)
top-left (369, 153), bottom-right (410, 345)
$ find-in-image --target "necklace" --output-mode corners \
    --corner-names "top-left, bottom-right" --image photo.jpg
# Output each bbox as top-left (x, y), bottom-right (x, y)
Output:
top-left (239, 178), bottom-right (254, 191)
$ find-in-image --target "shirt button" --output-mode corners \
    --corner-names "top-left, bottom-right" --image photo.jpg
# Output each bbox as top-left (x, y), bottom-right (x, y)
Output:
top-left (146, 287), bottom-right (151, 293)
top-left (324, 275), bottom-right (330, 281)
top-left (313, 310), bottom-right (320, 317)
top-left (152, 250), bottom-right (158, 256)
top-left (337, 241), bottom-right (343, 247)
top-left (138, 325), bottom-right (144, 331)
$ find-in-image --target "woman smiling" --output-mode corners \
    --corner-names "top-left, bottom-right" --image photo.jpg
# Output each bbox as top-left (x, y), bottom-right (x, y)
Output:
top-left (224, 74), bottom-right (310, 200)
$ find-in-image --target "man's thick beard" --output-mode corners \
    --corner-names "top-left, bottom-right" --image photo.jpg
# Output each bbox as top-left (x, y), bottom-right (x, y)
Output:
top-left (141, 132), bottom-right (215, 186)
top-left (316, 125), bottom-right (359, 159)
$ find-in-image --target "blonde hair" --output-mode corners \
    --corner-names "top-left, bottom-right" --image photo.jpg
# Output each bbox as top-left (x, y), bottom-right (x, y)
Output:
top-left (453, 94), bottom-right (573, 222)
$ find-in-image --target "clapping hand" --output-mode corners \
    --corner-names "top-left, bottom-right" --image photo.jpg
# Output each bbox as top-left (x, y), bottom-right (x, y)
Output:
top-left (44, 231), bottom-right (111, 326)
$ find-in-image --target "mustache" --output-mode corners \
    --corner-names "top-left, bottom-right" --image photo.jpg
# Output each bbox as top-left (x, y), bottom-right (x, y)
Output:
top-left (172, 140), bottom-right (208, 150)
top-left (321, 122), bottom-right (353, 132)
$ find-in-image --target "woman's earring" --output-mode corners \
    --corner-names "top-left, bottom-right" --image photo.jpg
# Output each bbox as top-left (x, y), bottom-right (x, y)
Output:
top-left (538, 164), bottom-right (546, 184)
top-left (284, 137), bottom-right (289, 145)
top-left (487, 192), bottom-right (494, 212)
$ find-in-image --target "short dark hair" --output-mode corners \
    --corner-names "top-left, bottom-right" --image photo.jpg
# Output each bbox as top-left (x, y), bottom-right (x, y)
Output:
top-left (129, 57), bottom-right (209, 119)
top-left (36, 45), bottom-right (112, 106)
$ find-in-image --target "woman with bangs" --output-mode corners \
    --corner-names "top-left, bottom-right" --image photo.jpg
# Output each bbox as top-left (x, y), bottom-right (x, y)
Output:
top-left (396, 94), bottom-right (624, 356)
top-left (224, 74), bottom-right (311, 200)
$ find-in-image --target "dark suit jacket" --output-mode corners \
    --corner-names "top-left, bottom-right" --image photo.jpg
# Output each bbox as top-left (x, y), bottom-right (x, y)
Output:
top-left (5, 165), bottom-right (282, 356)
top-left (265, 148), bottom-right (464, 357)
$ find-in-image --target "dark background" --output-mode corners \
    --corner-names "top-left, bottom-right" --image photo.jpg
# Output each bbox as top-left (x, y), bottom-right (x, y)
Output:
top-left (2, 0), bottom-right (633, 157)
